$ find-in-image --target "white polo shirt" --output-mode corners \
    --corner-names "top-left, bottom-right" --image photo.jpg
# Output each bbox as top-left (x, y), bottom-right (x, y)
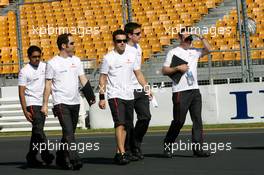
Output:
top-left (163, 46), bottom-right (202, 93)
top-left (45, 55), bottom-right (84, 105)
top-left (18, 62), bottom-right (46, 106)
top-left (100, 46), bottom-right (140, 100)
top-left (127, 44), bottom-right (143, 90)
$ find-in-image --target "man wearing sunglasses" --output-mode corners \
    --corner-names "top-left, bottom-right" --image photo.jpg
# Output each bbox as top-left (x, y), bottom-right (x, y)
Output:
top-left (162, 27), bottom-right (211, 158)
top-left (18, 46), bottom-right (54, 167)
top-left (41, 33), bottom-right (95, 170)
top-left (124, 22), bottom-right (152, 161)
top-left (99, 29), bottom-right (152, 165)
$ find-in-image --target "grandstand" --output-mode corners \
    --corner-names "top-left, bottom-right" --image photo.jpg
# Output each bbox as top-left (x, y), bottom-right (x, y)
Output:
top-left (0, 0), bottom-right (264, 131)
top-left (0, 0), bottom-right (263, 74)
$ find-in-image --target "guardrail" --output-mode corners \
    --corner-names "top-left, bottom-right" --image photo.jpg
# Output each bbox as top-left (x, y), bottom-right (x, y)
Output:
top-left (0, 97), bottom-right (88, 132)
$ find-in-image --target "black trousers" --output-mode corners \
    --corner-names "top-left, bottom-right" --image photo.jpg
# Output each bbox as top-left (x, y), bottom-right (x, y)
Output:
top-left (164, 89), bottom-right (204, 150)
top-left (125, 89), bottom-right (151, 152)
top-left (27, 105), bottom-right (49, 156)
top-left (53, 104), bottom-right (80, 163)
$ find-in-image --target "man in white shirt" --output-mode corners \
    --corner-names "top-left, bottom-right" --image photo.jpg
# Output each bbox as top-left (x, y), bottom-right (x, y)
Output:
top-left (98, 29), bottom-right (151, 165)
top-left (162, 27), bottom-right (211, 158)
top-left (124, 22), bottom-right (151, 160)
top-left (18, 46), bottom-right (54, 167)
top-left (41, 33), bottom-right (95, 170)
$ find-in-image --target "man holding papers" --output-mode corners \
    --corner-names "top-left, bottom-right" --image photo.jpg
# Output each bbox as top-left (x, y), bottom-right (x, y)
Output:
top-left (162, 27), bottom-right (211, 158)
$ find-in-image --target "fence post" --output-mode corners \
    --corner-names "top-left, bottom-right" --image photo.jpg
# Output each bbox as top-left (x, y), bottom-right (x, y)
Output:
top-left (208, 53), bottom-right (213, 85)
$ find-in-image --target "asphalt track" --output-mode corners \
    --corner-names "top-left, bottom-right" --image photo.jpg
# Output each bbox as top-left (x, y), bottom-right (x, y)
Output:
top-left (0, 129), bottom-right (264, 175)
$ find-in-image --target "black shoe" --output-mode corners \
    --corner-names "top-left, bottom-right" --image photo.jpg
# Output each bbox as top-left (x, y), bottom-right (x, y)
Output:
top-left (26, 153), bottom-right (43, 168)
top-left (126, 152), bottom-right (139, 161)
top-left (56, 159), bottom-right (72, 170)
top-left (163, 142), bottom-right (173, 158)
top-left (41, 152), bottom-right (55, 165)
top-left (193, 150), bottom-right (211, 158)
top-left (163, 149), bottom-right (173, 158)
top-left (114, 153), bottom-right (130, 165)
top-left (71, 159), bottom-right (83, 170)
top-left (114, 153), bottom-right (119, 163)
top-left (56, 151), bottom-right (72, 170)
top-left (133, 148), bottom-right (144, 160)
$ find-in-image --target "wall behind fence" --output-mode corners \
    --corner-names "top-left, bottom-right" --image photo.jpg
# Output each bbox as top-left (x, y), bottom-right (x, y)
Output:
top-left (1, 83), bottom-right (264, 131)
top-left (89, 82), bottom-right (264, 128)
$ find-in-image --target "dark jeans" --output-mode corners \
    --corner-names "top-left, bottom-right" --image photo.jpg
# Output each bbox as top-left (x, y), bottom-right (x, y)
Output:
top-left (53, 104), bottom-right (80, 163)
top-left (125, 89), bottom-right (151, 152)
top-left (164, 89), bottom-right (204, 151)
top-left (27, 105), bottom-right (49, 156)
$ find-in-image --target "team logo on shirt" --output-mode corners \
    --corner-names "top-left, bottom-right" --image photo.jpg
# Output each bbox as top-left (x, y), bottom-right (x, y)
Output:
top-left (70, 63), bottom-right (77, 68)
top-left (59, 70), bottom-right (67, 73)
top-left (126, 59), bottom-right (132, 64)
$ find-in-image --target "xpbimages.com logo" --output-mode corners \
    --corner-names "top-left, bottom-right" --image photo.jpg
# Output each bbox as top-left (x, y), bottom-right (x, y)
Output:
top-left (165, 24), bottom-right (232, 37)
top-left (164, 140), bottom-right (232, 154)
top-left (32, 140), bottom-right (100, 154)
top-left (30, 25), bottom-right (100, 37)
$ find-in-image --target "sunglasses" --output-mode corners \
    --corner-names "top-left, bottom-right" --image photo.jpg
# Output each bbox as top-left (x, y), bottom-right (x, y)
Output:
top-left (133, 32), bottom-right (141, 36)
top-left (69, 42), bottom-right (75, 45)
top-left (31, 55), bottom-right (41, 59)
top-left (115, 39), bottom-right (127, 43)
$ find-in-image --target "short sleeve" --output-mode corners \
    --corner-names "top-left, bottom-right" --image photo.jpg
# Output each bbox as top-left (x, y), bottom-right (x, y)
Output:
top-left (100, 56), bottom-right (109, 74)
top-left (137, 45), bottom-right (142, 67)
top-left (78, 60), bottom-right (85, 76)
top-left (136, 49), bottom-right (142, 68)
top-left (193, 48), bottom-right (203, 58)
top-left (133, 54), bottom-right (140, 71)
top-left (163, 50), bottom-right (173, 67)
top-left (18, 69), bottom-right (27, 86)
top-left (45, 62), bottom-right (55, 80)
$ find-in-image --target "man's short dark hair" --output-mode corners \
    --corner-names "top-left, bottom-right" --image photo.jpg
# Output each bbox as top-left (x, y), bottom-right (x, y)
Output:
top-left (27, 45), bottom-right (41, 57)
top-left (112, 29), bottom-right (127, 41)
top-left (57, 33), bottom-right (72, 50)
top-left (179, 26), bottom-right (192, 38)
top-left (124, 22), bottom-right (142, 34)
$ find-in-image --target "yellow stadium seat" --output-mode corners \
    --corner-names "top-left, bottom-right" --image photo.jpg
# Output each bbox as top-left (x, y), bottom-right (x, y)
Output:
top-left (261, 51), bottom-right (264, 58)
top-left (30, 39), bottom-right (40, 46)
top-left (11, 65), bottom-right (19, 74)
top-left (156, 9), bottom-right (166, 15)
top-left (193, 41), bottom-right (203, 48)
top-left (251, 50), bottom-right (261, 60)
top-left (1, 47), bottom-right (10, 62)
top-left (40, 39), bottom-right (51, 48)
top-left (191, 13), bottom-right (201, 22)
top-left (183, 18), bottom-right (194, 26)
top-left (151, 43), bottom-right (161, 53)
top-left (199, 55), bottom-right (208, 63)
top-left (159, 14), bottom-right (169, 21)
top-left (223, 52), bottom-right (236, 61)
top-left (159, 36), bottom-right (171, 46)
top-left (142, 49), bottom-right (152, 60)
top-left (197, 6), bottom-right (208, 14)
top-left (0, 0), bottom-right (9, 7)
top-left (0, 64), bottom-right (12, 74)
top-left (211, 52), bottom-right (224, 62)
top-left (206, 0), bottom-right (218, 8)
top-left (86, 49), bottom-right (97, 59)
